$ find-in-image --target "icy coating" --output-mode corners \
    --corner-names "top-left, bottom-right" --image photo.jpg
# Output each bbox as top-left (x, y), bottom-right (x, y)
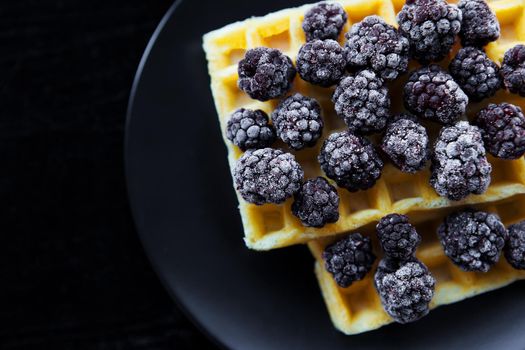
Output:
top-left (237, 47), bottom-right (296, 101)
top-left (333, 70), bottom-right (391, 134)
top-left (430, 121), bottom-right (492, 201)
top-left (505, 220), bottom-right (525, 270)
top-left (458, 0), bottom-right (500, 47)
top-left (449, 47), bottom-right (502, 102)
top-left (344, 15), bottom-right (409, 81)
top-left (323, 233), bottom-right (376, 288)
top-left (302, 1), bottom-right (348, 41)
top-left (233, 148), bottom-right (303, 205)
top-left (476, 103), bottom-right (525, 159)
top-left (501, 44), bottom-right (525, 97)
top-left (318, 131), bottom-right (384, 192)
top-left (397, 0), bottom-right (462, 63)
top-left (374, 258), bottom-right (435, 324)
top-left (296, 39), bottom-right (346, 87)
top-left (404, 65), bottom-right (468, 125)
top-left (376, 214), bottom-right (421, 261)
top-left (380, 115), bottom-right (429, 173)
top-left (272, 93), bottom-right (324, 150)
top-left (291, 177), bottom-right (339, 227)
top-left (438, 210), bottom-right (507, 272)
top-left (226, 108), bottom-right (276, 151)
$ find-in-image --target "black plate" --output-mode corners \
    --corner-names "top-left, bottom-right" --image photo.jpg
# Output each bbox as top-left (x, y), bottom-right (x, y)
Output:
top-left (125, 1), bottom-right (525, 349)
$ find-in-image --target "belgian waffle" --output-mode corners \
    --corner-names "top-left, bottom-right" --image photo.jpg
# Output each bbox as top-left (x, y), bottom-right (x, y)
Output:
top-left (203, 0), bottom-right (525, 250)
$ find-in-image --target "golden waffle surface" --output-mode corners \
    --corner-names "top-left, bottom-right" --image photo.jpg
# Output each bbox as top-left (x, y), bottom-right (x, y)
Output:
top-left (203, 0), bottom-right (525, 335)
top-left (203, 0), bottom-right (525, 251)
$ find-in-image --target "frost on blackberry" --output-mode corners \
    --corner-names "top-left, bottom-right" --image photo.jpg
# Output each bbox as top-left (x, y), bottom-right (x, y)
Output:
top-left (374, 258), bottom-right (435, 324)
top-left (449, 47), bottom-right (502, 102)
top-left (404, 65), bottom-right (468, 125)
top-left (296, 39), bottom-right (346, 87)
top-left (397, 0), bottom-right (462, 63)
top-left (319, 131), bottom-right (384, 192)
top-left (323, 233), bottom-right (376, 288)
top-left (501, 45), bottom-right (525, 97)
top-left (344, 15), bottom-right (409, 81)
top-left (505, 221), bottom-right (525, 270)
top-left (381, 114), bottom-right (430, 173)
top-left (458, 0), bottom-right (500, 47)
top-left (438, 210), bottom-right (507, 272)
top-left (237, 47), bottom-right (296, 101)
top-left (333, 70), bottom-right (391, 134)
top-left (226, 108), bottom-right (276, 151)
top-left (271, 93), bottom-right (324, 150)
top-left (302, 2), bottom-right (348, 41)
top-left (233, 148), bottom-right (303, 205)
top-left (376, 214), bottom-right (421, 261)
top-left (292, 177), bottom-right (339, 227)
top-left (476, 103), bottom-right (525, 159)
top-left (430, 121), bottom-right (492, 201)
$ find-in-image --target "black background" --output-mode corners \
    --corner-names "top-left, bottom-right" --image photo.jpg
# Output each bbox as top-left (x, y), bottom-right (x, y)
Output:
top-left (1, 1), bottom-right (217, 348)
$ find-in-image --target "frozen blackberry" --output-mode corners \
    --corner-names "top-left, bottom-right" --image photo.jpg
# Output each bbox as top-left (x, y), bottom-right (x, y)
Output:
top-left (501, 45), bottom-right (525, 97)
top-left (381, 114), bottom-right (430, 173)
top-left (505, 221), bottom-right (525, 270)
top-left (430, 121), bottom-right (492, 201)
top-left (333, 70), bottom-right (391, 134)
top-left (237, 47), bottom-right (296, 101)
top-left (376, 214), bottom-right (421, 261)
top-left (374, 258), bottom-right (435, 324)
top-left (226, 109), bottom-right (276, 151)
top-left (302, 2), bottom-right (348, 41)
top-left (397, 0), bottom-right (462, 63)
top-left (449, 47), bottom-right (502, 102)
top-left (404, 65), bottom-right (468, 125)
top-left (292, 177), bottom-right (339, 227)
top-left (475, 103), bottom-right (525, 159)
top-left (323, 233), bottom-right (376, 288)
top-left (319, 131), bottom-right (384, 192)
top-left (233, 148), bottom-right (303, 205)
top-left (438, 210), bottom-right (507, 272)
top-left (458, 0), bottom-right (500, 47)
top-left (344, 15), bottom-right (410, 81)
top-left (271, 94), bottom-right (324, 150)
top-left (296, 39), bottom-right (346, 87)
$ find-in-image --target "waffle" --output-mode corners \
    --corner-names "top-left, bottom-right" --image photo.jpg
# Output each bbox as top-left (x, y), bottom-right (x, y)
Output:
top-left (203, 0), bottom-right (525, 251)
top-left (309, 194), bottom-right (525, 334)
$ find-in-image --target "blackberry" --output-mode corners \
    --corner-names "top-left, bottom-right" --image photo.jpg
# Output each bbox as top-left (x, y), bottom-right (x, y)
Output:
top-left (374, 258), bottom-right (435, 324)
top-left (505, 221), bottom-right (525, 270)
top-left (376, 214), bottom-right (421, 261)
top-left (237, 47), bottom-right (296, 101)
top-left (271, 93), bottom-right (324, 150)
top-left (475, 103), bottom-right (525, 159)
top-left (438, 210), bottom-right (507, 272)
top-left (380, 114), bottom-right (430, 173)
top-left (302, 2), bottom-right (348, 41)
top-left (430, 121), bottom-right (492, 201)
top-left (501, 45), bottom-right (525, 97)
top-left (404, 65), bottom-right (468, 125)
top-left (458, 0), bottom-right (500, 47)
top-left (323, 233), bottom-right (376, 288)
top-left (397, 0), bottom-right (462, 63)
top-left (292, 177), bottom-right (339, 227)
top-left (319, 131), bottom-right (384, 192)
top-left (226, 108), bottom-right (276, 151)
top-left (344, 15), bottom-right (410, 81)
top-left (449, 47), bottom-right (502, 102)
top-left (233, 148), bottom-right (303, 205)
top-left (296, 39), bottom-right (346, 87)
top-left (333, 70), bottom-right (391, 134)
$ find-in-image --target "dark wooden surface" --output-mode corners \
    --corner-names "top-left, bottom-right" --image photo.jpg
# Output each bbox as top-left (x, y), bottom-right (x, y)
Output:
top-left (0, 1), bottom-right (218, 348)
